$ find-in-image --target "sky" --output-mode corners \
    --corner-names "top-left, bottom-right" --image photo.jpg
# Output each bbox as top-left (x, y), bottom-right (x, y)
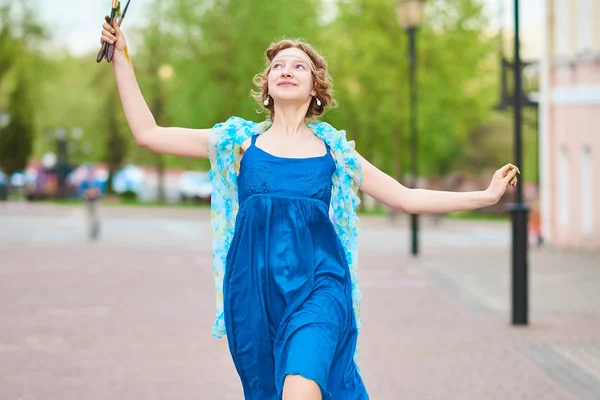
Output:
top-left (38, 0), bottom-right (544, 59)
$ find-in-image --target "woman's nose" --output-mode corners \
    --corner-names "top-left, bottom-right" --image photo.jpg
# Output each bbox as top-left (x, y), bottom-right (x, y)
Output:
top-left (281, 66), bottom-right (293, 77)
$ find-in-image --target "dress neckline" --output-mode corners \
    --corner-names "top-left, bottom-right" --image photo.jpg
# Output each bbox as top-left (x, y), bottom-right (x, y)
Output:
top-left (250, 134), bottom-right (331, 161)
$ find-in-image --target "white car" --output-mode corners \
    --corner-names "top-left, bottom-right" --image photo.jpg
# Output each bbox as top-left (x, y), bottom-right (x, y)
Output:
top-left (112, 165), bottom-right (145, 195)
top-left (178, 171), bottom-right (212, 202)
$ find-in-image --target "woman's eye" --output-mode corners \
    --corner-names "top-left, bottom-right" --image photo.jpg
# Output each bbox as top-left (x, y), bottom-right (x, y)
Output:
top-left (272, 64), bottom-right (282, 69)
top-left (295, 64), bottom-right (305, 70)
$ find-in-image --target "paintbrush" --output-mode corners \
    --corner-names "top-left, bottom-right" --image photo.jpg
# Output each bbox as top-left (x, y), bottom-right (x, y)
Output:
top-left (106, 0), bottom-right (131, 62)
top-left (96, 0), bottom-right (119, 63)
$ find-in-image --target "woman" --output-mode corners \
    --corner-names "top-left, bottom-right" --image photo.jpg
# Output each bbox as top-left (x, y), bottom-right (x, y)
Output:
top-left (101, 18), bottom-right (518, 400)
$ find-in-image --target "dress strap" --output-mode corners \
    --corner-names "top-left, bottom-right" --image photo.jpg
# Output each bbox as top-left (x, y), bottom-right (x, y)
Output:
top-left (251, 134), bottom-right (259, 147)
top-left (324, 142), bottom-right (331, 154)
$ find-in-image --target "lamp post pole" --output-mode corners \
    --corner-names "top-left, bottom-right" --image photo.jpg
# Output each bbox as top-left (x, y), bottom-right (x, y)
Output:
top-left (408, 26), bottom-right (419, 256)
top-left (510, 0), bottom-right (529, 325)
top-left (396, 0), bottom-right (425, 257)
top-left (55, 127), bottom-right (69, 199)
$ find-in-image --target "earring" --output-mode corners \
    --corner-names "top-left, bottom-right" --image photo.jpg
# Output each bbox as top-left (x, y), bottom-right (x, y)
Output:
top-left (264, 96), bottom-right (270, 106)
top-left (315, 97), bottom-right (322, 107)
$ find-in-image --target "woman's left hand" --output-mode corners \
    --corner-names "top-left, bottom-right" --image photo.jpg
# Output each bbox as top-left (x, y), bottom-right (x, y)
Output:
top-left (485, 163), bottom-right (520, 204)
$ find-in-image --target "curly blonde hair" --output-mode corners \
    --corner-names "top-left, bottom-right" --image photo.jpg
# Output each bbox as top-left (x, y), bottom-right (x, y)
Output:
top-left (251, 39), bottom-right (336, 121)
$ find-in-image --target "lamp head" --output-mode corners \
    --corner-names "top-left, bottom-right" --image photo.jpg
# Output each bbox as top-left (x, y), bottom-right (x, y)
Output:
top-left (396, 0), bottom-right (427, 31)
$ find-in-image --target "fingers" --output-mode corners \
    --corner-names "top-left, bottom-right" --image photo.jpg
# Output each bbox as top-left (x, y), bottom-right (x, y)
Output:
top-left (492, 163), bottom-right (520, 190)
top-left (499, 164), bottom-right (521, 188)
top-left (507, 169), bottom-right (518, 187)
top-left (509, 163), bottom-right (521, 175)
top-left (112, 14), bottom-right (122, 33)
top-left (500, 163), bottom-right (520, 175)
top-left (505, 168), bottom-right (517, 181)
top-left (101, 17), bottom-right (117, 44)
top-left (101, 29), bottom-right (116, 45)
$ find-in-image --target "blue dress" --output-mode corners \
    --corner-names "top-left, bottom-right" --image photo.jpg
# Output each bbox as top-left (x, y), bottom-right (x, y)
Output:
top-left (223, 134), bottom-right (369, 399)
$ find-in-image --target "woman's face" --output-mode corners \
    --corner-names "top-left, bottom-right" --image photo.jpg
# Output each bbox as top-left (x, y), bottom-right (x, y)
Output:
top-left (267, 52), bottom-right (316, 105)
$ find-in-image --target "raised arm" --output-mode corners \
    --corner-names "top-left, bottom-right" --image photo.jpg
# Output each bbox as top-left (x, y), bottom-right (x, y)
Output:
top-left (356, 152), bottom-right (519, 214)
top-left (101, 17), bottom-right (210, 158)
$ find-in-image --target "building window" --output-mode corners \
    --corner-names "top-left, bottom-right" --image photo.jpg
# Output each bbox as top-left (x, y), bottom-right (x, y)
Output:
top-left (558, 145), bottom-right (570, 227)
top-left (581, 146), bottom-right (593, 235)
top-left (576, 0), bottom-right (594, 53)
top-left (554, 0), bottom-right (571, 58)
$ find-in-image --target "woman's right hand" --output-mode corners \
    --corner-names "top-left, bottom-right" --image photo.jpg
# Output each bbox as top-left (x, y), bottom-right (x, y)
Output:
top-left (100, 15), bottom-right (127, 55)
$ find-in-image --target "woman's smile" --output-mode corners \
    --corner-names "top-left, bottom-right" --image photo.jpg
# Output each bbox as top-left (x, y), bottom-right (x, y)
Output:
top-left (277, 81), bottom-right (297, 87)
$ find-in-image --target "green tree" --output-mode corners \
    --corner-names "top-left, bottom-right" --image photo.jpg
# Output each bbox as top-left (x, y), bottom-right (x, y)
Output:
top-left (324, 0), bottom-right (408, 179)
top-left (0, 69), bottom-right (34, 176)
top-left (0, 1), bottom-right (44, 90)
top-left (417, 0), bottom-right (497, 176)
top-left (163, 0), bottom-right (321, 129)
top-left (24, 0), bottom-right (504, 187)
top-left (325, 0), bottom-right (497, 180)
top-left (133, 0), bottom-right (176, 201)
top-left (104, 86), bottom-right (128, 193)
top-left (0, 5), bottom-right (18, 91)
top-left (0, 0), bottom-right (45, 176)
top-left (117, 0), bottom-right (322, 176)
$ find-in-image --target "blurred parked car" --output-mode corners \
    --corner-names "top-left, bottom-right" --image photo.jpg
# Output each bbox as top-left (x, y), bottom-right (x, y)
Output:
top-left (178, 171), bottom-right (212, 203)
top-left (25, 166), bottom-right (62, 201)
top-left (0, 171), bottom-right (7, 200)
top-left (0, 169), bottom-right (43, 201)
top-left (112, 165), bottom-right (146, 195)
top-left (10, 172), bottom-right (28, 188)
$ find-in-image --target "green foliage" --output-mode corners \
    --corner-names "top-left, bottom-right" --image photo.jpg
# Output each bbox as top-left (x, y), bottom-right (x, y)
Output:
top-left (461, 108), bottom-right (539, 183)
top-left (32, 55), bottom-right (110, 164)
top-left (323, 0), bottom-right (409, 177)
top-left (0, 0), bottom-right (45, 176)
top-left (162, 0), bottom-right (321, 127)
top-left (417, 0), bottom-right (498, 176)
top-left (324, 0), bottom-right (498, 178)
top-left (121, 189), bottom-right (138, 201)
top-left (2, 0), bottom-right (533, 183)
top-left (104, 86), bottom-right (129, 192)
top-left (0, 2), bottom-right (46, 91)
top-left (0, 69), bottom-right (33, 175)
top-left (0, 6), bottom-right (17, 90)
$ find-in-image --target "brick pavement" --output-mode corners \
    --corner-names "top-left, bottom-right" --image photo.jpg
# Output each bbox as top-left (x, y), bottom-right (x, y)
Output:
top-left (0, 203), bottom-right (598, 399)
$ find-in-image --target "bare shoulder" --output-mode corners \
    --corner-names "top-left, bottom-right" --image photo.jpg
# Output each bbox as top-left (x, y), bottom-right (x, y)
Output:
top-left (241, 136), bottom-right (253, 152)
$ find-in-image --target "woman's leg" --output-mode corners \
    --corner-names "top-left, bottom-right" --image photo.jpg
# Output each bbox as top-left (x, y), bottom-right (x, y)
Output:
top-left (282, 375), bottom-right (322, 400)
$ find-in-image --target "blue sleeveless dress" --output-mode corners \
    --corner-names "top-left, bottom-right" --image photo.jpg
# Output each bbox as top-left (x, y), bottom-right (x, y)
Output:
top-left (223, 134), bottom-right (369, 399)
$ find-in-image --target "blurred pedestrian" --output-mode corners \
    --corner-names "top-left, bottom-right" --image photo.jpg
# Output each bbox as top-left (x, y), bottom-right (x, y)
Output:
top-left (101, 19), bottom-right (519, 399)
top-left (78, 165), bottom-right (105, 241)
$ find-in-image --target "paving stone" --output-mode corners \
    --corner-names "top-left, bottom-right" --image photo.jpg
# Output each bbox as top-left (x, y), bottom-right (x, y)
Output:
top-left (0, 203), bottom-right (598, 399)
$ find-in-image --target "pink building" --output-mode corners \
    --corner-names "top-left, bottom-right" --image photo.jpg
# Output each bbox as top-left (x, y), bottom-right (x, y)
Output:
top-left (539, 0), bottom-right (600, 250)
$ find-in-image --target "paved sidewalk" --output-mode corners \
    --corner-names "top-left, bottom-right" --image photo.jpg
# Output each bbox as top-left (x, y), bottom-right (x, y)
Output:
top-left (0, 203), bottom-right (598, 399)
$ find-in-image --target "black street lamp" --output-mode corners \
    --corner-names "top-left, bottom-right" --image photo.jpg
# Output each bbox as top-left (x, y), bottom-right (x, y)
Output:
top-left (54, 127), bottom-right (70, 199)
top-left (396, 0), bottom-right (426, 257)
top-left (495, 0), bottom-right (531, 325)
top-left (509, 0), bottom-right (529, 325)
